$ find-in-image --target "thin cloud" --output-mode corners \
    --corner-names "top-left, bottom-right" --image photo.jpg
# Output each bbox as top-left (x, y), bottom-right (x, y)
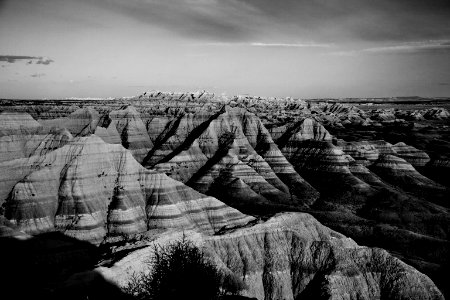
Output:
top-left (3, 0), bottom-right (449, 45)
top-left (235, 0), bottom-right (450, 43)
top-left (329, 40), bottom-right (450, 56)
top-left (82, 0), bottom-right (257, 41)
top-left (363, 40), bottom-right (450, 54)
top-left (198, 42), bottom-right (334, 48)
top-left (250, 42), bottom-right (334, 48)
top-left (0, 55), bottom-right (54, 65)
top-left (327, 50), bottom-right (358, 57)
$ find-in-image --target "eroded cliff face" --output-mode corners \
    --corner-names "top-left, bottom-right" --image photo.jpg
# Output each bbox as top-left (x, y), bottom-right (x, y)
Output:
top-left (26, 105), bottom-right (319, 212)
top-left (206, 214), bottom-right (443, 300)
top-left (147, 107), bottom-right (319, 211)
top-left (3, 134), bottom-right (253, 243)
top-left (96, 213), bottom-right (444, 300)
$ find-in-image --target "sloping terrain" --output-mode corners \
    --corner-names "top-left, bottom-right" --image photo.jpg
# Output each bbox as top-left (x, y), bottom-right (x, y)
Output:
top-left (1, 128), bottom-right (252, 243)
top-left (0, 94), bottom-right (449, 299)
top-left (94, 213), bottom-right (443, 300)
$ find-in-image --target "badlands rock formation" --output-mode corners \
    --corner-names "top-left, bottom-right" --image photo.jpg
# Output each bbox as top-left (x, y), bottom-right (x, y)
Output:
top-left (38, 107), bottom-right (101, 136)
top-left (2, 133), bottom-right (252, 243)
top-left (369, 154), bottom-right (446, 205)
top-left (336, 140), bottom-right (379, 165)
top-left (392, 142), bottom-right (431, 167)
top-left (0, 111), bottom-right (72, 163)
top-left (207, 213), bottom-right (444, 300)
top-left (147, 107), bottom-right (319, 212)
top-left (1, 94), bottom-right (449, 299)
top-left (96, 213), bottom-right (443, 300)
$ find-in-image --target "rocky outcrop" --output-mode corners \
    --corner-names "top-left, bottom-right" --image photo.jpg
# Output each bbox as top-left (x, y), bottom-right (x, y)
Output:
top-left (0, 113), bottom-right (74, 203)
top-left (246, 114), bottom-right (319, 205)
top-left (0, 112), bottom-right (73, 163)
top-left (269, 117), bottom-right (332, 143)
top-left (38, 107), bottom-right (101, 136)
top-left (371, 109), bottom-right (397, 122)
top-left (269, 119), bottom-right (366, 194)
top-left (271, 119), bottom-right (353, 176)
top-left (107, 106), bottom-right (154, 162)
top-left (283, 140), bottom-right (352, 174)
top-left (0, 111), bottom-right (42, 130)
top-left (96, 213), bottom-right (444, 300)
top-left (207, 213), bottom-right (443, 300)
top-left (144, 107), bottom-right (319, 211)
top-left (336, 140), bottom-right (379, 165)
top-left (370, 155), bottom-right (447, 205)
top-left (423, 108), bottom-right (450, 119)
top-left (392, 142), bottom-right (430, 167)
top-left (370, 140), bottom-right (397, 155)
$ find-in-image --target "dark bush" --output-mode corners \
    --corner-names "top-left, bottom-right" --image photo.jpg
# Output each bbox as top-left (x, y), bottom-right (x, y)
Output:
top-left (123, 237), bottom-right (244, 300)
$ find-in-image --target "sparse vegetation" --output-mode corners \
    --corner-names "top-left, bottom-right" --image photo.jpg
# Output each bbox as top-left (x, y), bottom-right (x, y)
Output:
top-left (123, 236), bottom-right (245, 300)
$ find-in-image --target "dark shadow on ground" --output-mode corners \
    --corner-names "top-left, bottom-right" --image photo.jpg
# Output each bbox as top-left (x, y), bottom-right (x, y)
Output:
top-left (0, 231), bottom-right (131, 300)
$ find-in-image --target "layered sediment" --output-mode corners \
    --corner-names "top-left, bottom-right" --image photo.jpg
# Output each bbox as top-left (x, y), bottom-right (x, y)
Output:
top-left (3, 135), bottom-right (253, 243)
top-left (1, 94), bottom-right (449, 298)
top-left (392, 142), bottom-right (431, 167)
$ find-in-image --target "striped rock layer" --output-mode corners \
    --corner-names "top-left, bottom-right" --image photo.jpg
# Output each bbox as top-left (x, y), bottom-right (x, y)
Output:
top-left (269, 119), bottom-right (375, 201)
top-left (370, 155), bottom-right (447, 205)
top-left (1, 100), bottom-right (448, 298)
top-left (3, 135), bottom-right (253, 243)
top-left (369, 140), bottom-right (397, 155)
top-left (38, 107), bottom-right (101, 136)
top-left (144, 107), bottom-right (319, 210)
top-left (37, 106), bottom-right (155, 164)
top-left (0, 113), bottom-right (75, 203)
top-left (107, 105), bottom-right (154, 163)
top-left (336, 140), bottom-right (379, 165)
top-left (0, 111), bottom-right (42, 130)
top-left (392, 142), bottom-right (430, 167)
top-left (0, 112), bottom-right (73, 164)
top-left (269, 117), bottom-right (333, 143)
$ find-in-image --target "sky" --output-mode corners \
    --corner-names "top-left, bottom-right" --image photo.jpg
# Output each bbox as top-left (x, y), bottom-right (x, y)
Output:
top-left (0, 0), bottom-right (449, 99)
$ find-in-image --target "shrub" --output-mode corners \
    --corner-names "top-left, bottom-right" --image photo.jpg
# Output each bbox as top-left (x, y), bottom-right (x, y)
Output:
top-left (123, 236), bottom-right (243, 300)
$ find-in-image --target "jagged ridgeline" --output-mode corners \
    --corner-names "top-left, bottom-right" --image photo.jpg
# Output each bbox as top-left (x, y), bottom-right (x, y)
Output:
top-left (0, 92), bottom-right (449, 299)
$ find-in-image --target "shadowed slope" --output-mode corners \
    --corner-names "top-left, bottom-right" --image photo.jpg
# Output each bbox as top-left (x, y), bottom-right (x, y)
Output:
top-left (370, 154), bottom-right (448, 206)
top-left (145, 107), bottom-right (319, 211)
top-left (3, 135), bottom-right (253, 243)
top-left (108, 106), bottom-right (154, 163)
